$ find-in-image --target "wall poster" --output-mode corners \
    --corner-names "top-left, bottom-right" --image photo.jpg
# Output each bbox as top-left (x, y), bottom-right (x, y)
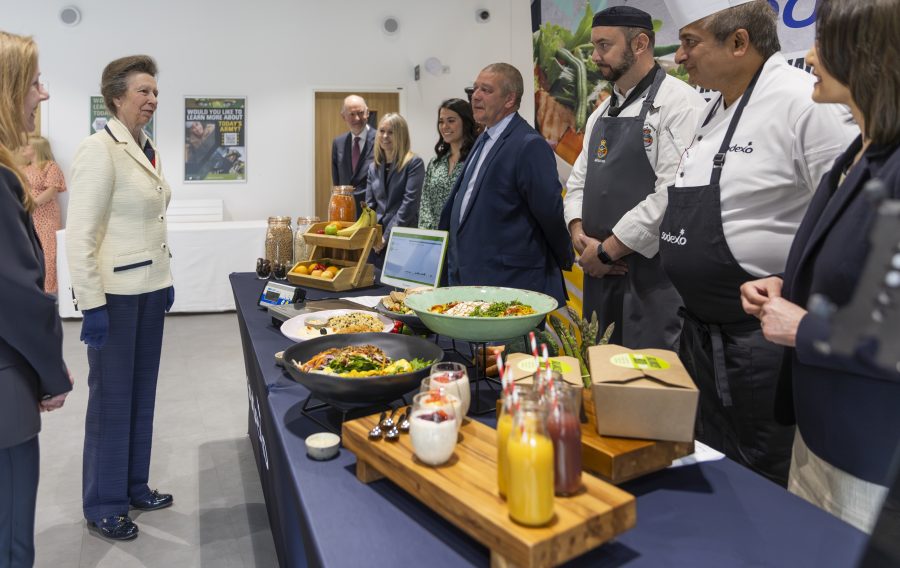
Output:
top-left (184, 97), bottom-right (246, 182)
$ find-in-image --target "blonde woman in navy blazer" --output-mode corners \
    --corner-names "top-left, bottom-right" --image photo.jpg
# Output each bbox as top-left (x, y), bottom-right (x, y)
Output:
top-left (67, 55), bottom-right (174, 541)
top-left (365, 113), bottom-right (425, 266)
top-left (0, 30), bottom-right (72, 567)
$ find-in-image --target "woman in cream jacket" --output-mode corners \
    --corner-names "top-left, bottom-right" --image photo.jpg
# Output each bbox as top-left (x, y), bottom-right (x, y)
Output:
top-left (67, 55), bottom-right (174, 541)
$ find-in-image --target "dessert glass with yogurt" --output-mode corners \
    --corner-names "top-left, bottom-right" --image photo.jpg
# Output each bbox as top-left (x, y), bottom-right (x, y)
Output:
top-left (419, 379), bottom-right (463, 431)
top-left (428, 362), bottom-right (470, 419)
top-left (409, 392), bottom-right (459, 466)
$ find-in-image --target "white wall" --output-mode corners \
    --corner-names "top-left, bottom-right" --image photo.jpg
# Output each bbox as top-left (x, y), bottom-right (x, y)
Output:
top-left (4, 0), bottom-right (535, 222)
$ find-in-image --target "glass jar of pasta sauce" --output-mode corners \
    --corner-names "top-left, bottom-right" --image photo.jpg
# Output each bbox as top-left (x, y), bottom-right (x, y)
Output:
top-left (328, 186), bottom-right (356, 222)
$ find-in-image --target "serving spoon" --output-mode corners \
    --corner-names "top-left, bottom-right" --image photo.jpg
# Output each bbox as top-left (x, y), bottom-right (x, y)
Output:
top-left (369, 411), bottom-right (387, 440)
top-left (381, 407), bottom-right (399, 431)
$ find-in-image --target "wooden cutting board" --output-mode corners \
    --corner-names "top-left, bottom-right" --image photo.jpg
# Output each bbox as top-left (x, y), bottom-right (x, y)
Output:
top-left (497, 389), bottom-right (694, 484)
top-left (343, 414), bottom-right (636, 568)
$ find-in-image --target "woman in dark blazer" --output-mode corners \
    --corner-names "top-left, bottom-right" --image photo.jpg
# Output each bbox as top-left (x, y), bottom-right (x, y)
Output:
top-left (0, 30), bottom-right (72, 567)
top-left (365, 113), bottom-right (425, 267)
top-left (740, 0), bottom-right (900, 533)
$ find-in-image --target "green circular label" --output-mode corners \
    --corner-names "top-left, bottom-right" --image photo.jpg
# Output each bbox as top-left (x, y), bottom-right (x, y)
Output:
top-left (516, 358), bottom-right (572, 374)
top-left (610, 353), bottom-right (670, 370)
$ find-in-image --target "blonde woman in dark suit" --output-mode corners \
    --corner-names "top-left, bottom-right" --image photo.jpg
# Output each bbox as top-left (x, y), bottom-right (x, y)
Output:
top-left (365, 113), bottom-right (425, 267)
top-left (67, 55), bottom-right (174, 541)
top-left (0, 30), bottom-right (72, 567)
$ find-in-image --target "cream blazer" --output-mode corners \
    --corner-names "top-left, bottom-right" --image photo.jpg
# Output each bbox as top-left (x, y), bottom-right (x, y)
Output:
top-left (66, 117), bottom-right (172, 311)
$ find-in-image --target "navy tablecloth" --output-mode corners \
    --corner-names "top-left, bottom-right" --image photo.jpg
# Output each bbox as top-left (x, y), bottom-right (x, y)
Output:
top-left (230, 273), bottom-right (869, 568)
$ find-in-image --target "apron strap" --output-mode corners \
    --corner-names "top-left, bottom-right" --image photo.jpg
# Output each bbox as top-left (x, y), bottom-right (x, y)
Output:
top-left (637, 66), bottom-right (667, 122)
top-left (679, 307), bottom-right (759, 408)
top-left (709, 64), bottom-right (765, 186)
top-left (708, 325), bottom-right (734, 407)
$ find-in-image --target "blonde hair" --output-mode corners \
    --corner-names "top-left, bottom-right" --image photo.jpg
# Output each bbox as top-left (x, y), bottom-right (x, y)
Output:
top-left (28, 135), bottom-right (55, 168)
top-left (0, 30), bottom-right (38, 212)
top-left (373, 113), bottom-right (414, 171)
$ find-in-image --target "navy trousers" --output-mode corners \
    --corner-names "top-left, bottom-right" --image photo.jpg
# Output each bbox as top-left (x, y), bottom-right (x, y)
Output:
top-left (0, 436), bottom-right (39, 568)
top-left (82, 290), bottom-right (166, 522)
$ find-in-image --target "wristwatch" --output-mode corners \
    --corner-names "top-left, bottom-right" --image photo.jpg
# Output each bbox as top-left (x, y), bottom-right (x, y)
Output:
top-left (596, 241), bottom-right (614, 265)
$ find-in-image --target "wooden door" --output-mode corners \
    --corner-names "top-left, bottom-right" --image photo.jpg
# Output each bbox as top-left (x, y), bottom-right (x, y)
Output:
top-left (314, 91), bottom-right (400, 219)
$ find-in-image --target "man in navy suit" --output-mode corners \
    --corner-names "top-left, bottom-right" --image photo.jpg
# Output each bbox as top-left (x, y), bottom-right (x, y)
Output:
top-left (331, 95), bottom-right (376, 214)
top-left (440, 63), bottom-right (574, 307)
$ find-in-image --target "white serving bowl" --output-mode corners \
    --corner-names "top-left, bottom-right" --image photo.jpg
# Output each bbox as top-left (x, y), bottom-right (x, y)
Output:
top-left (305, 432), bottom-right (341, 460)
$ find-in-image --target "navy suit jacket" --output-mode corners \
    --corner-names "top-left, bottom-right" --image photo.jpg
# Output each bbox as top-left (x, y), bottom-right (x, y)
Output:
top-left (778, 137), bottom-right (900, 484)
top-left (0, 166), bottom-right (71, 449)
top-left (332, 128), bottom-right (376, 209)
top-left (365, 156), bottom-right (425, 241)
top-left (439, 113), bottom-right (574, 307)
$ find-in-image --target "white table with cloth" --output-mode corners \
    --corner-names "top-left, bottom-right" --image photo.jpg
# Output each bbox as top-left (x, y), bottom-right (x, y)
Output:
top-left (56, 220), bottom-right (267, 318)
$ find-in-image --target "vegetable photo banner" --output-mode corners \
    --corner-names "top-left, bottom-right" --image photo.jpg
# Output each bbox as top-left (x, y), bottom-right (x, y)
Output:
top-left (532, 0), bottom-right (817, 166)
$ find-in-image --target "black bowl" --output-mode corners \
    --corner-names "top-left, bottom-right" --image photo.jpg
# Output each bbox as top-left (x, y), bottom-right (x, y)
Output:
top-left (282, 332), bottom-right (443, 407)
top-left (374, 300), bottom-right (431, 335)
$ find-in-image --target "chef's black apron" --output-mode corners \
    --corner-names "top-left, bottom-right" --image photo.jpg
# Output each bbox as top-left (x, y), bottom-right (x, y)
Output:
top-left (659, 66), bottom-right (793, 486)
top-left (581, 66), bottom-right (683, 349)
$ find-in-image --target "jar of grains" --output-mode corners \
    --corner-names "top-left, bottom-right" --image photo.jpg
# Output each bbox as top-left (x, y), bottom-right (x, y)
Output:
top-left (294, 215), bottom-right (319, 263)
top-left (328, 186), bottom-right (356, 222)
top-left (265, 216), bottom-right (293, 266)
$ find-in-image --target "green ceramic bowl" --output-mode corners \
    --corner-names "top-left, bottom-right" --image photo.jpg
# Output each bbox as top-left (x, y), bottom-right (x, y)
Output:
top-left (403, 286), bottom-right (558, 342)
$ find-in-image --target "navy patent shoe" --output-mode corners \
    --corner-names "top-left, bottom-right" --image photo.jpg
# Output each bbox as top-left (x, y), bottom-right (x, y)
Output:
top-left (131, 489), bottom-right (173, 511)
top-left (89, 515), bottom-right (139, 541)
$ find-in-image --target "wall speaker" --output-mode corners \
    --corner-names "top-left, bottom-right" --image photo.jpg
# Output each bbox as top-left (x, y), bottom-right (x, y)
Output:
top-left (382, 17), bottom-right (400, 35)
top-left (60, 6), bottom-right (81, 26)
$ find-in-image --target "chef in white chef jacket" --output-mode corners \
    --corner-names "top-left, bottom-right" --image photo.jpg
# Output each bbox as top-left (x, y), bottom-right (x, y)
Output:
top-left (658, 0), bottom-right (856, 486)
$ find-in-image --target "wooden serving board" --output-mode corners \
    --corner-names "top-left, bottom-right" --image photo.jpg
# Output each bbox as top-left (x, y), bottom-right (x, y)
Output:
top-left (343, 415), bottom-right (636, 568)
top-left (497, 389), bottom-right (694, 484)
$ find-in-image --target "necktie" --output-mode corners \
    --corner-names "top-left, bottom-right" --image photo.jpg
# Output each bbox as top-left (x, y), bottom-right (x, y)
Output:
top-left (143, 140), bottom-right (156, 167)
top-left (351, 136), bottom-right (361, 172)
top-left (457, 132), bottom-right (489, 218)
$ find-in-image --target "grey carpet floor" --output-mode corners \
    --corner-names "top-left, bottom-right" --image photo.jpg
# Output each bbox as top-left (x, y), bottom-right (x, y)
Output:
top-left (33, 312), bottom-right (276, 567)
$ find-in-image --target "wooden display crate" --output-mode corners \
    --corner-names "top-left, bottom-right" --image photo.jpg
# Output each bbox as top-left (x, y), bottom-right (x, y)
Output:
top-left (287, 258), bottom-right (374, 292)
top-left (343, 414), bottom-right (636, 568)
top-left (302, 221), bottom-right (378, 250)
top-left (497, 388), bottom-right (694, 484)
top-left (288, 223), bottom-right (381, 291)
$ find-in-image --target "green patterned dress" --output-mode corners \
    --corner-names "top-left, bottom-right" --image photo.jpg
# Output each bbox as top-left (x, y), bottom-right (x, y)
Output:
top-left (417, 153), bottom-right (464, 230)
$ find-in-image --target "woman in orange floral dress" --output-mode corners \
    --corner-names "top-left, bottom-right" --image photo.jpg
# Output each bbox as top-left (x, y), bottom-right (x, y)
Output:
top-left (20, 135), bottom-right (66, 294)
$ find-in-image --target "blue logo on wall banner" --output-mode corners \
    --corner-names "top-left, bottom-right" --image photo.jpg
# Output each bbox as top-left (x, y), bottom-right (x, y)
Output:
top-left (728, 141), bottom-right (754, 154)
top-left (595, 138), bottom-right (608, 162)
top-left (661, 228), bottom-right (687, 246)
top-left (642, 126), bottom-right (654, 149)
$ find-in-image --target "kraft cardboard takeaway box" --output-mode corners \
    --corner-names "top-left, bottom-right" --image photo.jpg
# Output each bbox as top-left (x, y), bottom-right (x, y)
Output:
top-left (502, 353), bottom-right (585, 408)
top-left (587, 344), bottom-right (698, 443)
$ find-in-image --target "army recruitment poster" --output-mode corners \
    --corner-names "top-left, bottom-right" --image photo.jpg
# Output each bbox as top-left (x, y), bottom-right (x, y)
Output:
top-left (90, 95), bottom-right (155, 139)
top-left (184, 97), bottom-right (246, 182)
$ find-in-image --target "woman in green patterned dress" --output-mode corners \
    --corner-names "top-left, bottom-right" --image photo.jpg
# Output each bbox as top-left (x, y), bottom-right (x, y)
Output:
top-left (418, 98), bottom-right (477, 230)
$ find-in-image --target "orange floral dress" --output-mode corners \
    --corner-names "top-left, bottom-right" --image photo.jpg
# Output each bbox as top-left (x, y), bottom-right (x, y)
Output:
top-left (22, 161), bottom-right (66, 294)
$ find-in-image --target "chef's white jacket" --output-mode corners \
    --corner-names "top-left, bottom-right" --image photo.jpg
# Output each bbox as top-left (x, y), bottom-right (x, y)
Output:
top-left (564, 72), bottom-right (707, 258)
top-left (674, 53), bottom-right (857, 277)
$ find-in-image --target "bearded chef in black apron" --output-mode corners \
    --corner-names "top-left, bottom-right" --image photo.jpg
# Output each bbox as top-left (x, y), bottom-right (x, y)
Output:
top-left (564, 6), bottom-right (705, 349)
top-left (659, 0), bottom-right (857, 485)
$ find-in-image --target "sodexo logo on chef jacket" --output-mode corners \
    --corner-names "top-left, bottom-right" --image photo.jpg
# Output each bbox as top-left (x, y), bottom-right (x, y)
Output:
top-left (662, 228), bottom-right (687, 246)
top-left (728, 140), bottom-right (754, 154)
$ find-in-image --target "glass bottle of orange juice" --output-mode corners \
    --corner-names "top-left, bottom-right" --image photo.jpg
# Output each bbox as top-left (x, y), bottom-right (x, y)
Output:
top-left (507, 400), bottom-right (554, 526)
top-left (497, 385), bottom-right (534, 498)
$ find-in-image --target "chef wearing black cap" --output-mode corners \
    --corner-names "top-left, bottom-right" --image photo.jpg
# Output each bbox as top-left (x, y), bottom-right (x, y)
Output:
top-left (564, 5), bottom-right (705, 349)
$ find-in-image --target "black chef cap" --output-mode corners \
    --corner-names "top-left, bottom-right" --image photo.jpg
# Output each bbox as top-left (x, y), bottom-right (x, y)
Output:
top-left (592, 6), bottom-right (654, 30)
